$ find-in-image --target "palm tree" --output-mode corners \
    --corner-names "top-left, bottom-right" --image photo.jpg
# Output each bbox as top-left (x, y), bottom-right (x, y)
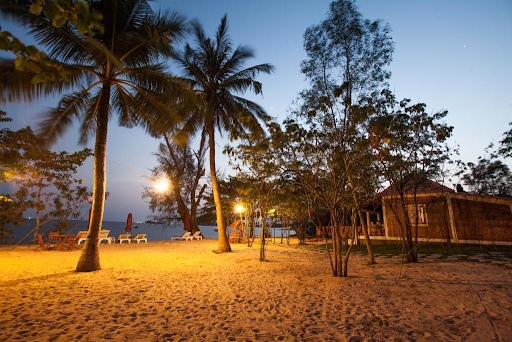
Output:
top-left (172, 15), bottom-right (274, 252)
top-left (1, 0), bottom-right (189, 271)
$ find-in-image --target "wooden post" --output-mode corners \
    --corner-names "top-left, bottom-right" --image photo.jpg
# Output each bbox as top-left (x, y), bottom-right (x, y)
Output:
top-left (382, 199), bottom-right (388, 238)
top-left (446, 194), bottom-right (458, 243)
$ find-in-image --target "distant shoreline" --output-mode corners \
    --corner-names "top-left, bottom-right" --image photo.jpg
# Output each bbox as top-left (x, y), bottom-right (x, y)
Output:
top-left (4, 219), bottom-right (219, 244)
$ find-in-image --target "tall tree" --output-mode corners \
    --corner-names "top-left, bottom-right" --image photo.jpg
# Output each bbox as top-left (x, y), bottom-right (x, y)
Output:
top-left (171, 15), bottom-right (274, 253)
top-left (1, 0), bottom-right (189, 271)
top-left (0, 125), bottom-right (91, 244)
top-left (367, 91), bottom-right (453, 262)
top-left (461, 158), bottom-right (512, 197)
top-left (270, 117), bottom-right (357, 276)
top-left (143, 130), bottom-right (208, 232)
top-left (458, 123), bottom-right (512, 197)
top-left (497, 123), bottom-right (512, 158)
top-left (226, 130), bottom-right (281, 260)
top-left (0, 112), bottom-right (27, 243)
top-left (283, 0), bottom-right (393, 275)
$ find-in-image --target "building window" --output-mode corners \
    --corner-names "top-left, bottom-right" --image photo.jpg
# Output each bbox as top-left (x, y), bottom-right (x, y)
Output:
top-left (407, 204), bottom-right (428, 226)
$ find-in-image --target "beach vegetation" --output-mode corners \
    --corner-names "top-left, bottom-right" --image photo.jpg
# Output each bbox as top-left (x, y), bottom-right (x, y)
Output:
top-left (0, 112), bottom-right (24, 243)
top-left (0, 0), bottom-right (103, 85)
top-left (456, 123), bottom-right (512, 197)
top-left (225, 130), bottom-right (281, 260)
top-left (143, 130), bottom-right (208, 234)
top-left (367, 91), bottom-right (454, 262)
top-left (497, 123), bottom-right (512, 159)
top-left (460, 159), bottom-right (512, 197)
top-left (266, 0), bottom-right (394, 276)
top-left (262, 0), bottom-right (454, 271)
top-left (0, 121), bottom-right (91, 244)
top-left (1, 0), bottom-right (190, 271)
top-left (171, 15), bottom-right (274, 253)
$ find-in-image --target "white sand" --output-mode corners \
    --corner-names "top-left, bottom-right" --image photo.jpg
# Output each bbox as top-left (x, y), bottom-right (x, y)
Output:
top-left (0, 240), bottom-right (511, 341)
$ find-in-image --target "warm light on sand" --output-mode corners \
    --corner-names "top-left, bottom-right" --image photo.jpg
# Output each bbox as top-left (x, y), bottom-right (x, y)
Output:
top-left (0, 241), bottom-right (510, 340)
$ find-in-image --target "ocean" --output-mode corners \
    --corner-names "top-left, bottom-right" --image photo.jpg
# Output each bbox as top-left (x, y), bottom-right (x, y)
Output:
top-left (4, 219), bottom-right (220, 245)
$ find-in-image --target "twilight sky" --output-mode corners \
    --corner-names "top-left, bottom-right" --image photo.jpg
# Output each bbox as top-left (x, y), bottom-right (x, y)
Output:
top-left (1, 0), bottom-right (511, 222)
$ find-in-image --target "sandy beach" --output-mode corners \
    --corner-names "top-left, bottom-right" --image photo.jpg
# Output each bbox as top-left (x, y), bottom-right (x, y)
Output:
top-left (0, 240), bottom-right (511, 342)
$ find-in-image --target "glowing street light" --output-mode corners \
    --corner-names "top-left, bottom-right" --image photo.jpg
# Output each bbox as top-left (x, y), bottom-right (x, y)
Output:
top-left (234, 203), bottom-right (246, 243)
top-left (234, 203), bottom-right (245, 214)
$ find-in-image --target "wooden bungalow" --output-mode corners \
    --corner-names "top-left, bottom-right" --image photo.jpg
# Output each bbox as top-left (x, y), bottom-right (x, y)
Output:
top-left (374, 179), bottom-right (512, 246)
top-left (228, 220), bottom-right (244, 243)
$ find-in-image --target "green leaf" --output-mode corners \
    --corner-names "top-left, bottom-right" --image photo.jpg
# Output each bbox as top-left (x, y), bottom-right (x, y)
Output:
top-left (29, 1), bottom-right (43, 15)
top-left (31, 74), bottom-right (44, 84)
top-left (53, 16), bottom-right (67, 28)
top-left (26, 45), bottom-right (39, 58)
top-left (45, 2), bottom-right (60, 20)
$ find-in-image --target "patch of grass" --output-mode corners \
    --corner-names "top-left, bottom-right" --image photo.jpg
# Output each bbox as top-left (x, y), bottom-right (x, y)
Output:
top-left (299, 240), bottom-right (512, 257)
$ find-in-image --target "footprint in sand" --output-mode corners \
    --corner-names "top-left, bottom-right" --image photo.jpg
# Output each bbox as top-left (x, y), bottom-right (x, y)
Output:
top-left (348, 336), bottom-right (366, 342)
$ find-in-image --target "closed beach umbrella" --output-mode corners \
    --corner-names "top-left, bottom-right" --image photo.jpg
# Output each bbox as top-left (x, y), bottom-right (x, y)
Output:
top-left (125, 212), bottom-right (133, 233)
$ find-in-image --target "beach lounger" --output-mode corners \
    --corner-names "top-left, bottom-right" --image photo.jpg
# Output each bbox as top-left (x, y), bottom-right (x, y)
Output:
top-left (191, 231), bottom-right (203, 240)
top-left (76, 231), bottom-right (88, 244)
top-left (171, 232), bottom-right (192, 241)
top-left (76, 230), bottom-right (111, 244)
top-left (132, 233), bottom-right (147, 244)
top-left (117, 233), bottom-right (131, 244)
top-left (99, 230), bottom-right (111, 244)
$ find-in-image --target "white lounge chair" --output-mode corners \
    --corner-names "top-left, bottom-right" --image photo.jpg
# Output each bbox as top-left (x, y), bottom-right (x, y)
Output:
top-left (76, 230), bottom-right (111, 244)
top-left (191, 231), bottom-right (203, 240)
top-left (117, 233), bottom-right (131, 244)
top-left (171, 232), bottom-right (192, 241)
top-left (132, 233), bottom-right (147, 244)
top-left (76, 231), bottom-right (88, 244)
top-left (99, 230), bottom-right (111, 244)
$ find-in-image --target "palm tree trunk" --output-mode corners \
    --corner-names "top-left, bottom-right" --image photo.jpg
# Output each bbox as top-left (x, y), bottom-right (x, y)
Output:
top-left (208, 122), bottom-right (231, 252)
top-left (76, 85), bottom-right (110, 272)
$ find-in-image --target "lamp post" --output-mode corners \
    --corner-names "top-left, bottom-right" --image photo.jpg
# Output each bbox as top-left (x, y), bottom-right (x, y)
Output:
top-left (234, 203), bottom-right (245, 243)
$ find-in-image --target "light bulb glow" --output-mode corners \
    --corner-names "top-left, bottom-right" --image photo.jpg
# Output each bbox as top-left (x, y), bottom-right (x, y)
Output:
top-left (154, 178), bottom-right (170, 193)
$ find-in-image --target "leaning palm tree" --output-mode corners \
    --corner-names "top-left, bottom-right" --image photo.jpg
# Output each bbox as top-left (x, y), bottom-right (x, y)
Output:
top-left (1, 0), bottom-right (189, 271)
top-left (172, 15), bottom-right (274, 252)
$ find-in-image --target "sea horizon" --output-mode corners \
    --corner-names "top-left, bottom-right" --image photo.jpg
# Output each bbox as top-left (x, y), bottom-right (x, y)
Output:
top-left (3, 218), bottom-right (219, 245)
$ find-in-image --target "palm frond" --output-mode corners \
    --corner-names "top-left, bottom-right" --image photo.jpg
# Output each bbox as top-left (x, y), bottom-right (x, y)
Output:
top-left (77, 90), bottom-right (107, 145)
top-left (111, 84), bottom-right (134, 127)
top-left (120, 9), bottom-right (188, 65)
top-left (215, 15), bottom-right (232, 56)
top-left (0, 58), bottom-right (44, 103)
top-left (0, 57), bottom-right (86, 103)
top-left (171, 14), bottom-right (273, 144)
top-left (37, 89), bottom-right (92, 145)
top-left (220, 45), bottom-right (254, 76)
top-left (3, 0), bottom-right (192, 145)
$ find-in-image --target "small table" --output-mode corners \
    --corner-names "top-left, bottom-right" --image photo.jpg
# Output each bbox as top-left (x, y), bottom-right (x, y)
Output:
top-left (54, 235), bottom-right (77, 251)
